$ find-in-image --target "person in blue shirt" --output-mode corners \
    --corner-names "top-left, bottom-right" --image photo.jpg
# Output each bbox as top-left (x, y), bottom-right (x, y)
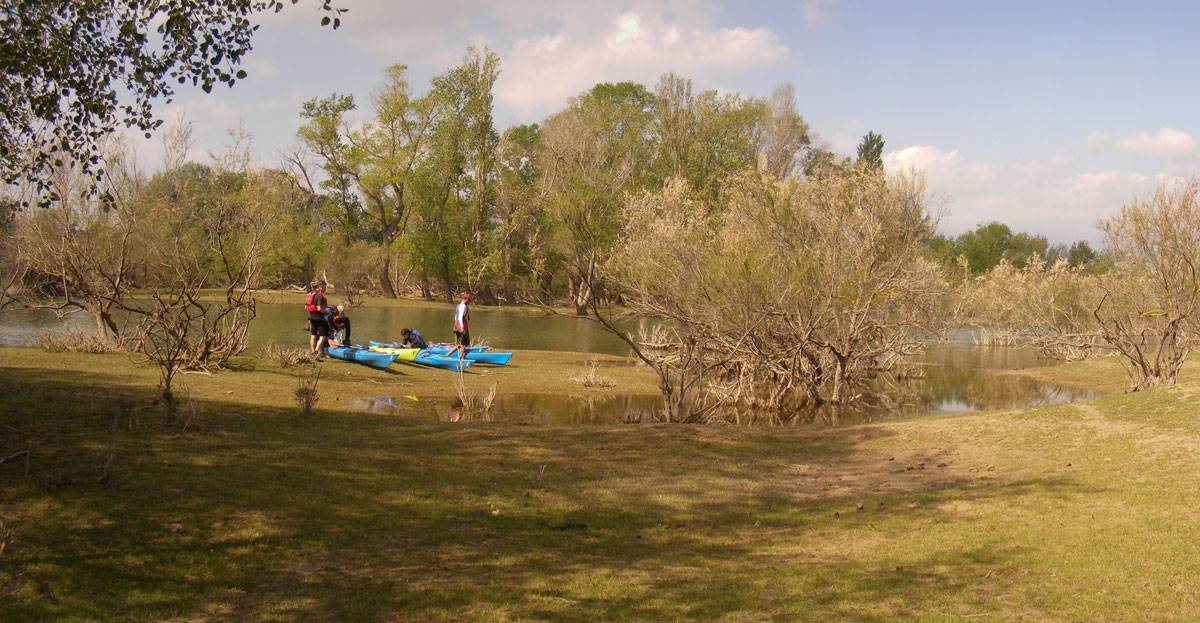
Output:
top-left (400, 327), bottom-right (427, 349)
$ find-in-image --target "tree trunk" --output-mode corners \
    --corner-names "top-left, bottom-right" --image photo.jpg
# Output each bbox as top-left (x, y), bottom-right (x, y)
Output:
top-left (93, 311), bottom-right (109, 343)
top-left (379, 255), bottom-right (398, 299)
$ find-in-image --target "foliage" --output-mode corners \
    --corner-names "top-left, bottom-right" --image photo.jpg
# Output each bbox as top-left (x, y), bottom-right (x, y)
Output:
top-left (856, 131), bottom-right (885, 169)
top-left (0, 0), bottom-right (342, 206)
top-left (12, 139), bottom-right (143, 341)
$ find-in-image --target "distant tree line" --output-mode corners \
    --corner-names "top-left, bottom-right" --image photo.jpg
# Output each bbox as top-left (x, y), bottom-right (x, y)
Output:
top-left (931, 222), bottom-right (1099, 275)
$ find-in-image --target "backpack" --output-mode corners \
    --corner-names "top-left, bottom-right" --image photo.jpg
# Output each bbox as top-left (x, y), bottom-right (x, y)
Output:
top-left (305, 291), bottom-right (321, 313)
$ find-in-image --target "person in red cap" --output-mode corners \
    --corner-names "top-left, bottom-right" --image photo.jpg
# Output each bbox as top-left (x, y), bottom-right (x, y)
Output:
top-left (447, 291), bottom-right (471, 360)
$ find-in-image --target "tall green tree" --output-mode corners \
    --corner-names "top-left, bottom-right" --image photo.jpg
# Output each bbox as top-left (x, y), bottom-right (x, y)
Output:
top-left (856, 131), bottom-right (885, 170)
top-left (541, 81), bottom-right (655, 314)
top-left (409, 48), bottom-right (500, 301)
top-left (297, 64), bottom-right (434, 297)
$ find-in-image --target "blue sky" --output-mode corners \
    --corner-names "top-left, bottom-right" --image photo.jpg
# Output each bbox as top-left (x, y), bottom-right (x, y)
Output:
top-left (136, 0), bottom-right (1200, 243)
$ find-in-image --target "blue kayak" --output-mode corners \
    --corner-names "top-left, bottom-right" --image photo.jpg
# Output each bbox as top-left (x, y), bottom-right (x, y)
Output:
top-left (412, 349), bottom-right (473, 372)
top-left (369, 339), bottom-right (489, 354)
top-left (327, 345), bottom-right (397, 370)
top-left (423, 344), bottom-right (512, 366)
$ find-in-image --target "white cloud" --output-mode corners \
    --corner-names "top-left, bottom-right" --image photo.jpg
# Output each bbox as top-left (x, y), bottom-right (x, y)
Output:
top-left (1117, 127), bottom-right (1195, 156)
top-left (883, 145), bottom-right (960, 173)
top-left (497, 10), bottom-right (788, 118)
top-left (884, 144), bottom-right (1174, 242)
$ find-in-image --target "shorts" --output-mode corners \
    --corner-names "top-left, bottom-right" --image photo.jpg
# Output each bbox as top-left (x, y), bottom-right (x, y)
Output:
top-left (454, 330), bottom-right (470, 347)
top-left (308, 315), bottom-right (329, 337)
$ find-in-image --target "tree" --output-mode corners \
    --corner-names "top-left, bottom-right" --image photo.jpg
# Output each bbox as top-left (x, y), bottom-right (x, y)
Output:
top-left (967, 179), bottom-right (1200, 390)
top-left (949, 222), bottom-right (1049, 274)
top-left (755, 83), bottom-right (811, 179)
top-left (409, 48), bottom-right (500, 301)
top-left (298, 64), bottom-right (435, 297)
top-left (493, 123), bottom-right (545, 301)
top-left (1067, 240), bottom-right (1098, 267)
top-left (0, 0), bottom-right (343, 206)
top-left (650, 72), bottom-right (766, 202)
top-left (608, 170), bottom-right (946, 422)
top-left (856, 131), bottom-right (885, 170)
top-left (13, 139), bottom-right (143, 342)
top-left (540, 82), bottom-right (656, 314)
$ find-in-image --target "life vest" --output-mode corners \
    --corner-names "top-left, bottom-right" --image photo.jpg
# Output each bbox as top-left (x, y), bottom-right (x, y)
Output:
top-left (305, 292), bottom-right (323, 313)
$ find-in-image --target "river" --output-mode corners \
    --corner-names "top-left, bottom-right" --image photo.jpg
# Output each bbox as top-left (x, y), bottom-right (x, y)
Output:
top-left (0, 301), bottom-right (1094, 425)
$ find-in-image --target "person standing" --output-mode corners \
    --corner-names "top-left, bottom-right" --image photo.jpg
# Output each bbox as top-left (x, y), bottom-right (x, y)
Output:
top-left (447, 292), bottom-right (471, 360)
top-left (304, 281), bottom-right (330, 357)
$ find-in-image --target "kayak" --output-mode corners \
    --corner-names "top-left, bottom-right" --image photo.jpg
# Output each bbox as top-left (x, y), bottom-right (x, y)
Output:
top-left (326, 345), bottom-right (397, 370)
top-left (366, 342), bottom-right (473, 372)
top-left (423, 343), bottom-right (512, 366)
top-left (411, 349), bottom-right (473, 372)
top-left (371, 339), bottom-right (489, 354)
top-left (431, 342), bottom-right (490, 353)
top-left (366, 343), bottom-right (420, 362)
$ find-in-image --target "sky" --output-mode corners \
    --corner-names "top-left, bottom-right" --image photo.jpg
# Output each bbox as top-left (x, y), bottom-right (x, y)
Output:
top-left (131, 0), bottom-right (1200, 243)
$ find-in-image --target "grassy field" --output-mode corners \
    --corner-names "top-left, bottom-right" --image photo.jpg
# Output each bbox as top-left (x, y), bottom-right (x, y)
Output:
top-left (1, 347), bottom-right (1198, 621)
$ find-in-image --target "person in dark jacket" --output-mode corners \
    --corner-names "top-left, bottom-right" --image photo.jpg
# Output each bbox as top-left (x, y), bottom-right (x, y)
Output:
top-left (329, 304), bottom-right (351, 347)
top-left (400, 327), bottom-right (427, 349)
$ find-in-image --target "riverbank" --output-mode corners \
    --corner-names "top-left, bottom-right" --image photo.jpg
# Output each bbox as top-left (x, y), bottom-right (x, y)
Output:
top-left (2, 347), bottom-right (1198, 620)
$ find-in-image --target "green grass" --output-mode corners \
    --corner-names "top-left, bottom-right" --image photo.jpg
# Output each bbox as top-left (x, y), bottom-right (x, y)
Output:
top-left (2, 347), bottom-right (1200, 620)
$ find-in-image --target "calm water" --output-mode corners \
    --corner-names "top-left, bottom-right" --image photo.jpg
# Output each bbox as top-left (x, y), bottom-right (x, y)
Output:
top-left (0, 300), bottom-right (634, 355)
top-left (0, 302), bottom-right (1094, 425)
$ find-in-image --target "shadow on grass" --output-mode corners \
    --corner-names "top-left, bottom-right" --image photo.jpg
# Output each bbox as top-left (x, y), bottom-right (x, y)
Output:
top-left (0, 365), bottom-right (1094, 621)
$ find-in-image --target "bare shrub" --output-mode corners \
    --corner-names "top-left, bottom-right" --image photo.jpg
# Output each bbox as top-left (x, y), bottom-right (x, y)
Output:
top-left (602, 169), bottom-right (946, 422)
top-left (572, 359), bottom-right (616, 388)
top-left (294, 366), bottom-right (321, 416)
top-left (261, 342), bottom-right (314, 368)
top-left (31, 330), bottom-right (119, 353)
top-left (451, 374), bottom-right (497, 421)
top-left (966, 178), bottom-right (1200, 390)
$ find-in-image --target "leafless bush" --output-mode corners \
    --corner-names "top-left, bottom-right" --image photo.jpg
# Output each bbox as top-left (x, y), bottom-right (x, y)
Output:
top-left (572, 359), bottom-right (616, 388)
top-left (965, 178), bottom-right (1200, 390)
top-left (602, 169), bottom-right (947, 421)
top-left (451, 374), bottom-right (497, 421)
top-left (261, 342), bottom-right (314, 368)
top-left (31, 330), bottom-right (120, 353)
top-left (294, 366), bottom-right (320, 416)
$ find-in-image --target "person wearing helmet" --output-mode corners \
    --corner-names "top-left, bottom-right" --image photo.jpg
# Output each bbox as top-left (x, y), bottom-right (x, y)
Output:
top-left (447, 291), bottom-right (471, 360)
top-left (328, 304), bottom-right (351, 347)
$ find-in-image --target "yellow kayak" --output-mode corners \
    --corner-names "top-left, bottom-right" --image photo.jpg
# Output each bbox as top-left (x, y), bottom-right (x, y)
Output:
top-left (367, 346), bottom-right (420, 362)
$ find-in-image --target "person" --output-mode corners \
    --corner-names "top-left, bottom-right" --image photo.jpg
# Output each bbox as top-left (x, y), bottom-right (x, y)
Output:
top-left (329, 304), bottom-right (351, 347)
top-left (446, 291), bottom-right (471, 360)
top-left (400, 327), bottom-right (427, 349)
top-left (304, 281), bottom-right (330, 357)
